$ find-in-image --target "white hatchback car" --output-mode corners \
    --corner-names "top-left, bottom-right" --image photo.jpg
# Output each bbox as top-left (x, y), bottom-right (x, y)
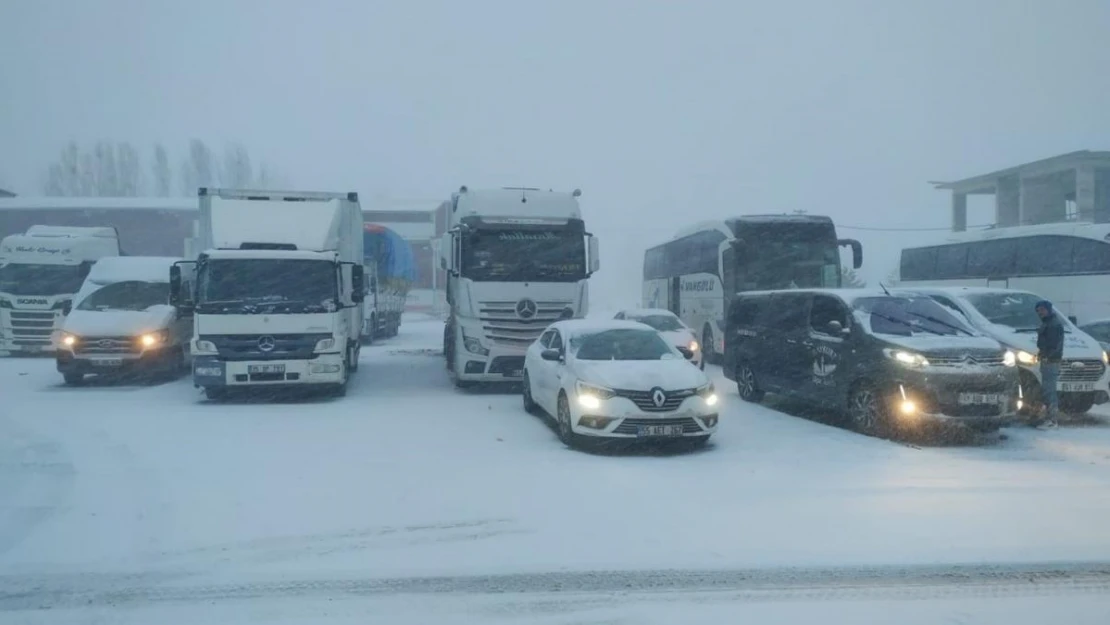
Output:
top-left (522, 319), bottom-right (719, 448)
top-left (614, 308), bottom-right (703, 369)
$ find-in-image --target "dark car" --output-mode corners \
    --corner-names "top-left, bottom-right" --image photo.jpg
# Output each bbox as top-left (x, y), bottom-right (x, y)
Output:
top-left (723, 288), bottom-right (1021, 436)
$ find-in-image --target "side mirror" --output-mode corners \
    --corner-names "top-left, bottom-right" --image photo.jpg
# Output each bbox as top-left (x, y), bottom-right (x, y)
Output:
top-left (827, 320), bottom-right (849, 336)
top-left (169, 261), bottom-right (196, 314)
top-left (541, 348), bottom-right (562, 362)
top-left (169, 264), bottom-right (183, 307)
top-left (350, 265), bottom-right (365, 303)
top-left (588, 235), bottom-right (600, 275)
top-left (1068, 315), bottom-right (1078, 325)
top-left (677, 346), bottom-right (695, 360)
top-left (439, 233), bottom-right (456, 273)
top-left (839, 238), bottom-right (863, 269)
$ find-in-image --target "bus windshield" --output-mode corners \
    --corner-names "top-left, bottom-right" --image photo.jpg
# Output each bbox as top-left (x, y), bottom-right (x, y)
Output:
top-left (737, 222), bottom-right (841, 290)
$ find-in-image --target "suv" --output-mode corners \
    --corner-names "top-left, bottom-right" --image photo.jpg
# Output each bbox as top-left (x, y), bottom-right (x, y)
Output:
top-left (723, 289), bottom-right (1021, 436)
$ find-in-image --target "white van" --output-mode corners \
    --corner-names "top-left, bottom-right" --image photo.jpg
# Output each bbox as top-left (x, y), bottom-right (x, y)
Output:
top-left (55, 256), bottom-right (190, 385)
top-left (903, 286), bottom-right (1110, 415)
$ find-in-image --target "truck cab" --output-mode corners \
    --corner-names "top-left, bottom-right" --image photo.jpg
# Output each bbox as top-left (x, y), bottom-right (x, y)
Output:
top-left (0, 225), bottom-right (120, 354)
top-left (439, 186), bottom-right (600, 387)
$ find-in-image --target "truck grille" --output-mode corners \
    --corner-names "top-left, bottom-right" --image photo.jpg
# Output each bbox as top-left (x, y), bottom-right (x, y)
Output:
top-left (201, 333), bottom-right (332, 361)
top-left (8, 311), bottom-right (58, 340)
top-left (478, 299), bottom-right (572, 346)
top-left (1059, 359), bottom-right (1105, 382)
top-left (611, 387), bottom-right (696, 413)
top-left (74, 336), bottom-right (141, 355)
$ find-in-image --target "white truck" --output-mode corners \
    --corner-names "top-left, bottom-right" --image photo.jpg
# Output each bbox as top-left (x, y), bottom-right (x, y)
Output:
top-left (0, 225), bottom-right (121, 354)
top-left (170, 188), bottom-right (366, 400)
top-left (438, 186), bottom-right (599, 387)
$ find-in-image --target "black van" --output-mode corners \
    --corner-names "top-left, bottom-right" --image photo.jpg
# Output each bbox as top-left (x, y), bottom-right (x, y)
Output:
top-left (723, 289), bottom-right (1021, 435)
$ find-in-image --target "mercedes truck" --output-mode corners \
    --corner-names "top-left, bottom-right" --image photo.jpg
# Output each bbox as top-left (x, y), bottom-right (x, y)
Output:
top-left (0, 225), bottom-right (120, 354)
top-left (170, 188), bottom-right (365, 400)
top-left (439, 186), bottom-right (599, 387)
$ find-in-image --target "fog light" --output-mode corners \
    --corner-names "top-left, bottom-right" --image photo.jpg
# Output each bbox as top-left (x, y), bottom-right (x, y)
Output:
top-left (578, 394), bottom-right (601, 410)
top-left (702, 415), bottom-right (718, 428)
top-left (899, 400), bottom-right (916, 415)
top-left (705, 393), bottom-right (718, 407)
top-left (579, 415), bottom-right (615, 429)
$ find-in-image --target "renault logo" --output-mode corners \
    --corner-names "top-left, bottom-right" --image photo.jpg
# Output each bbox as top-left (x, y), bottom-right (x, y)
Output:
top-left (257, 335), bottom-right (276, 352)
top-left (651, 387), bottom-right (667, 408)
top-left (516, 298), bottom-right (537, 319)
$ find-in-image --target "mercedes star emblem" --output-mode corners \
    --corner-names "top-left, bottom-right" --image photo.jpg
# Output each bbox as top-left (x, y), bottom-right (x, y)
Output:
top-left (515, 298), bottom-right (538, 319)
top-left (257, 335), bottom-right (276, 352)
top-left (651, 388), bottom-right (667, 408)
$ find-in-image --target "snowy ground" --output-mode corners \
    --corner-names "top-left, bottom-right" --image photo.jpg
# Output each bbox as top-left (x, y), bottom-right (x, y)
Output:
top-left (2, 314), bottom-right (1110, 623)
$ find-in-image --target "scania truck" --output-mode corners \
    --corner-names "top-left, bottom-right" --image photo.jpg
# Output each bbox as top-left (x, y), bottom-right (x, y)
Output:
top-left (439, 186), bottom-right (599, 387)
top-left (170, 188), bottom-right (365, 400)
top-left (0, 225), bottom-right (120, 354)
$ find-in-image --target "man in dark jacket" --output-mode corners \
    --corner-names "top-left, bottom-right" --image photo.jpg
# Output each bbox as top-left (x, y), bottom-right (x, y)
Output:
top-left (1035, 300), bottom-right (1064, 428)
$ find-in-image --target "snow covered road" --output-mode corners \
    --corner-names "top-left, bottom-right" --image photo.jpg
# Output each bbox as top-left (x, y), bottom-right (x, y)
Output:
top-left (3, 315), bottom-right (1110, 622)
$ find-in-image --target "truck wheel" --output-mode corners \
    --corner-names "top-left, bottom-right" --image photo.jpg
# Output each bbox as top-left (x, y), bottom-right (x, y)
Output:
top-left (63, 372), bottom-right (84, 386)
top-left (364, 316), bottom-right (376, 345)
top-left (348, 343), bottom-right (359, 373)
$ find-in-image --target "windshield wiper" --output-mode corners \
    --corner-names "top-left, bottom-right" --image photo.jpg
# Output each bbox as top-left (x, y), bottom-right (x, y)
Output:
top-left (1013, 327), bottom-right (1040, 333)
top-left (907, 311), bottom-right (972, 336)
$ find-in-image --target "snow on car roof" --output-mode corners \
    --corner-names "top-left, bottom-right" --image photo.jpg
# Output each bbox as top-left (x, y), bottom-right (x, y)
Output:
top-left (550, 319), bottom-right (653, 337)
top-left (618, 308), bottom-right (677, 317)
top-left (895, 285), bottom-right (1040, 299)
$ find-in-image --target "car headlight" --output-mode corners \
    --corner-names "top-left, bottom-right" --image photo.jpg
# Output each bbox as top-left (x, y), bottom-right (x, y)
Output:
top-left (1103, 351), bottom-right (1109, 366)
top-left (314, 337), bottom-right (336, 351)
top-left (1015, 350), bottom-right (1037, 365)
top-left (60, 333), bottom-right (78, 347)
top-left (194, 339), bottom-right (217, 354)
top-left (575, 380), bottom-right (615, 410)
top-left (688, 340), bottom-right (699, 351)
top-left (138, 330), bottom-right (168, 348)
top-left (696, 383), bottom-right (718, 406)
top-left (1003, 350), bottom-right (1017, 367)
top-left (461, 328), bottom-right (489, 356)
top-left (883, 348), bottom-right (929, 368)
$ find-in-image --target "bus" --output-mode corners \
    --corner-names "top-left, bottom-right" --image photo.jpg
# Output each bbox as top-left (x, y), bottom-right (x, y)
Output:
top-left (897, 222), bottom-right (1110, 325)
top-left (642, 215), bottom-right (862, 363)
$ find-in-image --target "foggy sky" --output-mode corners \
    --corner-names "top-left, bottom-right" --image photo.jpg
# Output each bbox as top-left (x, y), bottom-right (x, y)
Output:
top-left (2, 0), bottom-right (1109, 306)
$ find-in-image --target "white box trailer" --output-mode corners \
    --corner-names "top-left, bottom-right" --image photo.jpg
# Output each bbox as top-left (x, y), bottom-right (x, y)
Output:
top-left (0, 225), bottom-right (120, 354)
top-left (171, 188), bottom-right (365, 400)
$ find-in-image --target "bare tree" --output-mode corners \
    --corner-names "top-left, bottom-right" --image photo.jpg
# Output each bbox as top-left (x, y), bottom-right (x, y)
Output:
top-left (180, 138), bottom-right (214, 195)
top-left (116, 142), bottom-right (144, 196)
top-left (841, 266), bottom-right (867, 288)
top-left (151, 143), bottom-right (172, 196)
top-left (219, 143), bottom-right (253, 188)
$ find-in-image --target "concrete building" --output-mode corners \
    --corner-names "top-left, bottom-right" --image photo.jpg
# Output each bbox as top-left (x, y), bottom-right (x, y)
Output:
top-left (933, 150), bottom-right (1110, 231)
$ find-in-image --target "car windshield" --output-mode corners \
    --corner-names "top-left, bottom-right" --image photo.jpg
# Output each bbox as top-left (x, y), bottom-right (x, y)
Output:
top-left (77, 280), bottom-right (169, 311)
top-left (0, 262), bottom-right (88, 295)
top-left (628, 314), bottom-right (684, 332)
top-left (853, 296), bottom-right (973, 337)
top-left (570, 329), bottom-right (676, 360)
top-left (965, 292), bottom-right (1070, 332)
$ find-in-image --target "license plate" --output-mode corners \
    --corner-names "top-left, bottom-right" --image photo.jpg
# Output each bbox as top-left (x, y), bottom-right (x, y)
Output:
top-left (958, 393), bottom-right (1001, 405)
top-left (91, 357), bottom-right (123, 367)
top-left (637, 424), bottom-right (684, 437)
top-left (248, 364), bottom-right (285, 374)
top-left (1059, 381), bottom-right (1095, 392)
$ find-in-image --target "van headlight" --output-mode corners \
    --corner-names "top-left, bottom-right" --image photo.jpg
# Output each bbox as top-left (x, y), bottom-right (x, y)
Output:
top-left (138, 330), bottom-right (168, 349)
top-left (1015, 350), bottom-right (1037, 364)
top-left (60, 333), bottom-right (78, 348)
top-left (696, 382), bottom-right (718, 406)
top-left (688, 340), bottom-right (699, 352)
top-left (1003, 350), bottom-right (1017, 367)
top-left (883, 348), bottom-right (929, 368)
top-left (575, 380), bottom-right (615, 410)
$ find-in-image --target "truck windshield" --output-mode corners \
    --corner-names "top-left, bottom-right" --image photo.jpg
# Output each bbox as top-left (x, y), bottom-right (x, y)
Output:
top-left (197, 259), bottom-right (338, 314)
top-left (0, 263), bottom-right (88, 296)
top-left (461, 229), bottom-right (585, 282)
top-left (77, 281), bottom-right (169, 312)
top-left (736, 222), bottom-right (841, 290)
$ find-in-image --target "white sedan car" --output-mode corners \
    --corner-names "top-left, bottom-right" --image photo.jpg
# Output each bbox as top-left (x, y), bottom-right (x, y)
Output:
top-left (522, 319), bottom-right (719, 448)
top-left (614, 308), bottom-right (703, 369)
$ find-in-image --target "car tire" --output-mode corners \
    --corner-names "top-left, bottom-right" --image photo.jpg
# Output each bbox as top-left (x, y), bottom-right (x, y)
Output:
top-left (702, 325), bottom-right (716, 365)
top-left (62, 372), bottom-right (84, 386)
top-left (684, 435), bottom-right (711, 450)
top-left (204, 387), bottom-right (228, 402)
top-left (848, 381), bottom-right (888, 437)
top-left (522, 370), bottom-right (541, 415)
top-left (556, 392), bottom-right (579, 448)
top-left (735, 362), bottom-right (765, 403)
top-left (366, 316), bottom-right (376, 345)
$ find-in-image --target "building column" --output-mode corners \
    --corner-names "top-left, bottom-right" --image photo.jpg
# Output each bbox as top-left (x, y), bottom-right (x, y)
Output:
top-left (952, 192), bottom-right (967, 231)
top-left (1077, 165), bottom-right (1096, 222)
top-left (995, 175), bottom-right (1020, 226)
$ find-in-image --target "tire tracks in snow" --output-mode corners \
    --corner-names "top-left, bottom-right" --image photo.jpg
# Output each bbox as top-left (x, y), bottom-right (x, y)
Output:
top-left (3, 561), bottom-right (1110, 611)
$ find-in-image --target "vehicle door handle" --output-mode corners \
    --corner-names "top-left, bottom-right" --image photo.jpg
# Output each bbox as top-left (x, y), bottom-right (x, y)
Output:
top-left (785, 338), bottom-right (798, 345)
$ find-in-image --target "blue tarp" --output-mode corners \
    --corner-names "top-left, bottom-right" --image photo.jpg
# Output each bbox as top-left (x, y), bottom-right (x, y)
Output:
top-left (363, 223), bottom-right (417, 282)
